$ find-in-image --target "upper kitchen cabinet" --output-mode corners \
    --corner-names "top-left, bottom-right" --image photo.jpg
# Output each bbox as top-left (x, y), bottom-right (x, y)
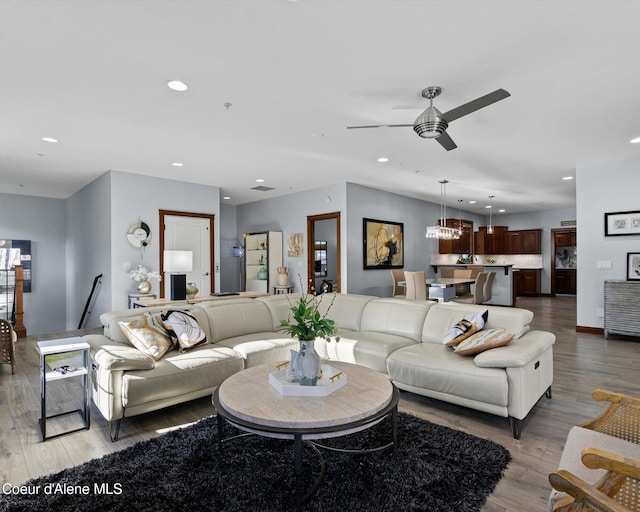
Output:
top-left (505, 229), bottom-right (542, 254)
top-left (438, 219), bottom-right (474, 254)
top-left (474, 226), bottom-right (507, 255)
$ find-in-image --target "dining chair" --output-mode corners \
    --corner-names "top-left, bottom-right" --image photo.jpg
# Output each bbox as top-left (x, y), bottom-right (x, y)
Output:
top-left (390, 269), bottom-right (406, 298)
top-left (404, 271), bottom-right (426, 300)
top-left (0, 318), bottom-right (17, 375)
top-left (472, 272), bottom-right (488, 304)
top-left (483, 271), bottom-right (496, 303)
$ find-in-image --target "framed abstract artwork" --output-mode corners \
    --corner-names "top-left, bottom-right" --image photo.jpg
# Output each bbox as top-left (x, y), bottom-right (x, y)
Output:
top-left (604, 210), bottom-right (640, 236)
top-left (363, 218), bottom-right (404, 269)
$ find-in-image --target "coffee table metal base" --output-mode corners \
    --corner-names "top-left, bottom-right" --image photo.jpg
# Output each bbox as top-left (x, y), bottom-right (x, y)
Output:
top-left (212, 385), bottom-right (399, 510)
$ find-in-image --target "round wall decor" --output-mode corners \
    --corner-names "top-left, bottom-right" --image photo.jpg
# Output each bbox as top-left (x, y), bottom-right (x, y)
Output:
top-left (126, 220), bottom-right (152, 248)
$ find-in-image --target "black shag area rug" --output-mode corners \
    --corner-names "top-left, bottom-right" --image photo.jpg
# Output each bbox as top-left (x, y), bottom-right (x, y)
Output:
top-left (0, 413), bottom-right (510, 512)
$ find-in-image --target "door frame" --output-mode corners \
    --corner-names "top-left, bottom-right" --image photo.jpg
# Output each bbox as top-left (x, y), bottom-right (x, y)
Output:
top-left (159, 209), bottom-right (215, 298)
top-left (550, 227), bottom-right (576, 296)
top-left (306, 212), bottom-right (341, 294)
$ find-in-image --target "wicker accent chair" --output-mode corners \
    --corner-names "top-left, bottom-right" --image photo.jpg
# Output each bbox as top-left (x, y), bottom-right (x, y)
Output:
top-left (0, 318), bottom-right (17, 375)
top-left (549, 389), bottom-right (640, 512)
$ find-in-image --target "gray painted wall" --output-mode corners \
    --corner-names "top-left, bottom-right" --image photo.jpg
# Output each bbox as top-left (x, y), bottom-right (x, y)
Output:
top-left (66, 173), bottom-right (112, 330)
top-left (66, 170), bottom-right (221, 328)
top-left (219, 203), bottom-right (241, 292)
top-left (236, 183), bottom-right (347, 293)
top-left (345, 183), bottom-right (484, 297)
top-left (576, 157), bottom-right (640, 329)
top-left (0, 193), bottom-right (67, 335)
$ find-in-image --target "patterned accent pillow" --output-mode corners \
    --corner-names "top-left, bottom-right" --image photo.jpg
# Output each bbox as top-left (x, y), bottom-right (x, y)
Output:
top-left (454, 327), bottom-right (514, 356)
top-left (442, 310), bottom-right (489, 346)
top-left (119, 313), bottom-right (174, 361)
top-left (161, 310), bottom-right (207, 352)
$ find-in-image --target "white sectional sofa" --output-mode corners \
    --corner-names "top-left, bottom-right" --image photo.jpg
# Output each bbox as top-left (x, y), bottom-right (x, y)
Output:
top-left (85, 293), bottom-right (555, 441)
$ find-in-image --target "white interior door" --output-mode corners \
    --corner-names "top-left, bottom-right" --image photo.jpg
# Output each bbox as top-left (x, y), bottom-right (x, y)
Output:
top-left (163, 215), bottom-right (212, 298)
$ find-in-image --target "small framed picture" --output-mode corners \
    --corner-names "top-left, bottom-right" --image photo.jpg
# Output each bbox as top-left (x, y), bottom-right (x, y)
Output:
top-left (627, 252), bottom-right (640, 281)
top-left (605, 210), bottom-right (640, 236)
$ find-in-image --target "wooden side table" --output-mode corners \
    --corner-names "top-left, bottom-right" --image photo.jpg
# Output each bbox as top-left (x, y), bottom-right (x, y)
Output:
top-left (37, 337), bottom-right (91, 441)
top-left (273, 285), bottom-right (294, 294)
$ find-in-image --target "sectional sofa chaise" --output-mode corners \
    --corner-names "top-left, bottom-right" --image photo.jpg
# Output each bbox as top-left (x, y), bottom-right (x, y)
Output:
top-left (84, 293), bottom-right (555, 441)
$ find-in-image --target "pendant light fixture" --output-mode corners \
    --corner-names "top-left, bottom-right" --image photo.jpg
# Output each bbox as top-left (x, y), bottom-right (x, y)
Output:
top-left (487, 195), bottom-right (495, 235)
top-left (426, 180), bottom-right (462, 239)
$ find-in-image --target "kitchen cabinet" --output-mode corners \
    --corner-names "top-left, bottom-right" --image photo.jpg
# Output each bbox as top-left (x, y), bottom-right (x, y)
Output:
top-left (474, 226), bottom-right (507, 255)
top-left (555, 231), bottom-right (576, 245)
top-left (244, 231), bottom-right (283, 293)
top-left (514, 269), bottom-right (541, 296)
top-left (438, 219), bottom-right (474, 254)
top-left (506, 229), bottom-right (542, 254)
top-left (555, 269), bottom-right (576, 295)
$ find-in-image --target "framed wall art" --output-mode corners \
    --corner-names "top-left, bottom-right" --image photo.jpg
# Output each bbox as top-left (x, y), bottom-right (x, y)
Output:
top-left (363, 218), bottom-right (404, 269)
top-left (604, 210), bottom-right (640, 236)
top-left (627, 252), bottom-right (640, 281)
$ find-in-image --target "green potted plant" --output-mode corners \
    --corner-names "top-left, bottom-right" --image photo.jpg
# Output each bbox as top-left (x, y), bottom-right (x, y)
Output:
top-left (279, 286), bottom-right (338, 386)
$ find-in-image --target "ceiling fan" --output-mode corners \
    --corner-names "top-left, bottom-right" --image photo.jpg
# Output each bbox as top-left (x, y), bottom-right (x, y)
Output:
top-left (347, 86), bottom-right (510, 151)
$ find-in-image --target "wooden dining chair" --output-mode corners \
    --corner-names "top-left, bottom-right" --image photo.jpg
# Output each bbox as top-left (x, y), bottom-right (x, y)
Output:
top-left (404, 271), bottom-right (426, 300)
top-left (390, 269), bottom-right (406, 298)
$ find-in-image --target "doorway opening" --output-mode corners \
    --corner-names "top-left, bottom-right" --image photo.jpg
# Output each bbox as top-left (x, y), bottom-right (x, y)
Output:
top-left (550, 227), bottom-right (576, 296)
top-left (306, 212), bottom-right (341, 294)
top-left (159, 210), bottom-right (215, 298)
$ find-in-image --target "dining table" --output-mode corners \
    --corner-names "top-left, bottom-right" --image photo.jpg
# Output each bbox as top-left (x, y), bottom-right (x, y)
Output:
top-left (397, 277), bottom-right (476, 302)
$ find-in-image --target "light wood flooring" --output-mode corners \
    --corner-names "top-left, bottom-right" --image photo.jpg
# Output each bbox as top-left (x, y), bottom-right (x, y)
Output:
top-left (1, 296), bottom-right (639, 511)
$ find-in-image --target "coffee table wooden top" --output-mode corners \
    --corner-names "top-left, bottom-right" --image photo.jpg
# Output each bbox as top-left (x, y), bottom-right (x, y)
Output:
top-left (216, 361), bottom-right (395, 431)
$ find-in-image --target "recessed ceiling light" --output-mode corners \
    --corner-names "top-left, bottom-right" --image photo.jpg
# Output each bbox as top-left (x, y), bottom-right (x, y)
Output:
top-left (468, 200), bottom-right (477, 204)
top-left (562, 176), bottom-right (574, 180)
top-left (256, 178), bottom-right (265, 183)
top-left (630, 136), bottom-right (640, 143)
top-left (485, 205), bottom-right (492, 209)
top-left (223, 196), bottom-right (231, 200)
top-left (377, 157), bottom-right (389, 163)
top-left (499, 209), bottom-right (506, 213)
top-left (42, 137), bottom-right (58, 143)
top-left (167, 80), bottom-right (188, 92)
top-left (172, 162), bottom-right (183, 167)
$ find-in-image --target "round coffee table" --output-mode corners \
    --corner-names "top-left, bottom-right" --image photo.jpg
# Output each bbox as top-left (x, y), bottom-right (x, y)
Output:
top-left (212, 361), bottom-right (399, 510)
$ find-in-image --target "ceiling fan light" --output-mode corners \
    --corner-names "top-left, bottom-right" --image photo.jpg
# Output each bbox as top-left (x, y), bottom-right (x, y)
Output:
top-left (413, 107), bottom-right (448, 138)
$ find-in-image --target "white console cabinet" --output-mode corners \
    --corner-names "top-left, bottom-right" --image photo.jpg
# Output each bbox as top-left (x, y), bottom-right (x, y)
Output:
top-left (604, 280), bottom-right (640, 339)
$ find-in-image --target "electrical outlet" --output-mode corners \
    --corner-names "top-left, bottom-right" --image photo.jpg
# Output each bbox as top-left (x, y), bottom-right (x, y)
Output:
top-left (215, 264), bottom-right (220, 273)
top-left (596, 260), bottom-right (612, 270)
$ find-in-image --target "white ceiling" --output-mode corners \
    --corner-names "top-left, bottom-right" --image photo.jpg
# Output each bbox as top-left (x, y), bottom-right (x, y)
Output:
top-left (2, 0), bottom-right (640, 215)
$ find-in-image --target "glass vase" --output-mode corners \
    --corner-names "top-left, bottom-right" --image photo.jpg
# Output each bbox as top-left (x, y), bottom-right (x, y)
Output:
top-left (294, 339), bottom-right (321, 386)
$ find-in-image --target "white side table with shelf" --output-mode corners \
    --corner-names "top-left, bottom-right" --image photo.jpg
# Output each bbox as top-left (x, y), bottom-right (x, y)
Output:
top-left (37, 337), bottom-right (91, 441)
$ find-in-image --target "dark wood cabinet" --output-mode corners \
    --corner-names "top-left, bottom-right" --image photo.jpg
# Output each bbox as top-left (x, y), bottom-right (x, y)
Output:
top-left (555, 269), bottom-right (576, 295)
top-left (474, 226), bottom-right (507, 255)
top-left (438, 219), bottom-right (474, 254)
top-left (505, 229), bottom-right (542, 254)
top-left (515, 269), bottom-right (541, 296)
top-left (555, 231), bottom-right (576, 246)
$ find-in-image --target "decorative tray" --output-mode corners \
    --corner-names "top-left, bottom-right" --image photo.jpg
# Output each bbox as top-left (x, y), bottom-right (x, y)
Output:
top-left (269, 364), bottom-right (347, 396)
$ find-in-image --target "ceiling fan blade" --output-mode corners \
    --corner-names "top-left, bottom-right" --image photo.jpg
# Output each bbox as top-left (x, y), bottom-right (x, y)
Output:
top-left (435, 131), bottom-right (457, 151)
top-left (347, 124), bottom-right (414, 129)
top-left (440, 89), bottom-right (510, 123)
